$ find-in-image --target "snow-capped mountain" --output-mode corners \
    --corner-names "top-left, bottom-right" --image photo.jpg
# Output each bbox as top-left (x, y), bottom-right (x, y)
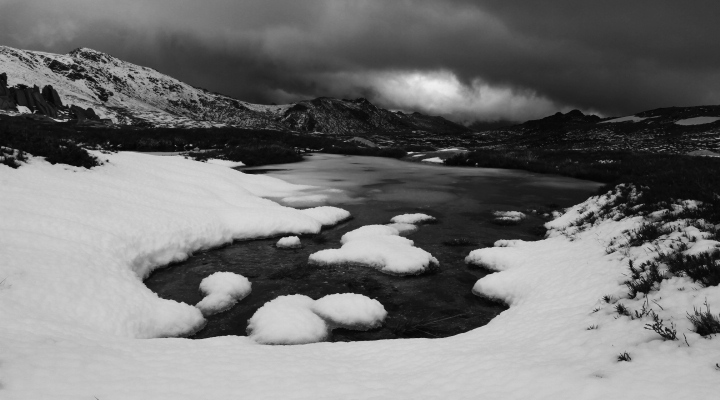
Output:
top-left (0, 45), bottom-right (470, 134)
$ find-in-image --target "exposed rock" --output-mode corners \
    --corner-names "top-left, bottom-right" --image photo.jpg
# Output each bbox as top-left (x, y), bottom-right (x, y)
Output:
top-left (13, 87), bottom-right (28, 108)
top-left (70, 104), bottom-right (100, 121)
top-left (42, 85), bottom-right (63, 107)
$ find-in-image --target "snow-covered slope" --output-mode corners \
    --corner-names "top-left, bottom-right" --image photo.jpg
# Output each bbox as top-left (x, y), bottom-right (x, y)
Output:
top-left (0, 45), bottom-right (469, 134)
top-left (2, 154), bottom-right (719, 398)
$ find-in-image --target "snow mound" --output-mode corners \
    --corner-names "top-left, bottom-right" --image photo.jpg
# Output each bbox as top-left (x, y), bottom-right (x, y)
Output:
top-left (247, 293), bottom-right (387, 344)
top-left (299, 206), bottom-right (352, 226)
top-left (492, 210), bottom-right (526, 223)
top-left (196, 272), bottom-right (252, 316)
top-left (276, 236), bottom-right (302, 249)
top-left (309, 225), bottom-right (438, 275)
top-left (386, 222), bottom-right (418, 235)
top-left (421, 157), bottom-right (444, 163)
top-left (675, 116), bottom-right (720, 125)
top-left (247, 295), bottom-right (328, 345)
top-left (312, 293), bottom-right (387, 330)
top-left (390, 213), bottom-right (436, 224)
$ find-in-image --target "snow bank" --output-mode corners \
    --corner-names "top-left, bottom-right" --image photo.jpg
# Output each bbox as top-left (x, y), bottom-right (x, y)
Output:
top-left (421, 157), bottom-right (444, 163)
top-left (299, 206), bottom-right (352, 226)
top-left (247, 293), bottom-right (386, 344)
top-left (312, 293), bottom-right (387, 330)
top-left (390, 213), bottom-right (436, 224)
top-left (196, 272), bottom-right (252, 316)
top-left (675, 116), bottom-right (720, 125)
top-left (0, 151), bottom-right (349, 338)
top-left (277, 236), bottom-right (302, 249)
top-left (4, 153), bottom-right (720, 399)
top-left (309, 225), bottom-right (438, 275)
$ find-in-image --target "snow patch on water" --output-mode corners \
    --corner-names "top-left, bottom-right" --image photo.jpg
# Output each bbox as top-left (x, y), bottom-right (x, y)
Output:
top-left (196, 272), bottom-right (252, 316)
top-left (247, 293), bottom-right (386, 344)
top-left (276, 236), bottom-right (302, 248)
top-left (309, 225), bottom-right (438, 275)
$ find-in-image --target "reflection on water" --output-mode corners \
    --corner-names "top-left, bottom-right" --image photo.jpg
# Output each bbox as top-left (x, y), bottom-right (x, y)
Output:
top-left (146, 154), bottom-right (603, 341)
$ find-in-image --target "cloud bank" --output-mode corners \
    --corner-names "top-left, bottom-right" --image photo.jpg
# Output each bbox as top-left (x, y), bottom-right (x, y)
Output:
top-left (1, 0), bottom-right (719, 123)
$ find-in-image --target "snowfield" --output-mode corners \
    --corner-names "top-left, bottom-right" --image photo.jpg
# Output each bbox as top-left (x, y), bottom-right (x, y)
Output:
top-left (600, 115), bottom-right (652, 123)
top-left (675, 116), bottom-right (720, 125)
top-left (1, 153), bottom-right (719, 399)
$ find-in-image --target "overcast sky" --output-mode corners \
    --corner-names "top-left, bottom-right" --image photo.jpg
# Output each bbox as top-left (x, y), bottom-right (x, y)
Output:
top-left (1, 0), bottom-right (719, 123)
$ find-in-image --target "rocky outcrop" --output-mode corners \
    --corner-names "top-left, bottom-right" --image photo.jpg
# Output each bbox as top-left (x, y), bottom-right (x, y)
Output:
top-left (0, 72), bottom-right (15, 110)
top-left (70, 104), bottom-right (99, 121)
top-left (0, 71), bottom-right (100, 121)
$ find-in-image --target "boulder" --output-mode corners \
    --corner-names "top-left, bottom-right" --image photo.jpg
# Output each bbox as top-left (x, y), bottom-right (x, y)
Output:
top-left (85, 108), bottom-right (99, 120)
top-left (0, 72), bottom-right (8, 96)
top-left (42, 85), bottom-right (63, 107)
top-left (70, 104), bottom-right (87, 121)
top-left (24, 88), bottom-right (36, 110)
top-left (13, 88), bottom-right (28, 108)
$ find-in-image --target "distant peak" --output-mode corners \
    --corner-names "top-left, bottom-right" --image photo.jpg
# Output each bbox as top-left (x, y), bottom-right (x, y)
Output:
top-left (68, 48), bottom-right (115, 63)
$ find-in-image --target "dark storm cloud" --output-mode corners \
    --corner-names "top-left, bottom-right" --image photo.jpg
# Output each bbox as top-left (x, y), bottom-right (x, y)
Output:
top-left (1, 0), bottom-right (719, 123)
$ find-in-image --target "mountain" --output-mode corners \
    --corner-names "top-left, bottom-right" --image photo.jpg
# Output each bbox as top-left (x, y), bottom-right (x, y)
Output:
top-left (471, 108), bottom-right (720, 154)
top-left (0, 45), bottom-right (469, 135)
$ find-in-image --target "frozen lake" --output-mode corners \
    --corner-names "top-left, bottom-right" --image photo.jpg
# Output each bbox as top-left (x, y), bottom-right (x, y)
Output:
top-left (146, 154), bottom-right (603, 341)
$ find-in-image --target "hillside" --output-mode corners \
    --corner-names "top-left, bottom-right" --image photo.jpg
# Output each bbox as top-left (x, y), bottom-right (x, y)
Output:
top-left (472, 107), bottom-right (720, 154)
top-left (0, 45), bottom-right (469, 135)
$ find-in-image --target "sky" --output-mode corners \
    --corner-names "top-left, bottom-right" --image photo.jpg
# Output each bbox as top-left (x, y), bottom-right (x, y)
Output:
top-left (1, 0), bottom-right (719, 124)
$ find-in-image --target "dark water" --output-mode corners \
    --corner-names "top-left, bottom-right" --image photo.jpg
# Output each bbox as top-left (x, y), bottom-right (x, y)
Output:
top-left (145, 154), bottom-right (602, 341)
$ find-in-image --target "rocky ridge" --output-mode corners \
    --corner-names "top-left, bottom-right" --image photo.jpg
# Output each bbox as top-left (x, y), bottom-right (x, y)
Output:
top-left (0, 45), bottom-right (469, 135)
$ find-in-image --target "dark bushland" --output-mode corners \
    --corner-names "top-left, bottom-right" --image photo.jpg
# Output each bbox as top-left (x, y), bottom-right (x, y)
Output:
top-left (0, 118), bottom-right (100, 168)
top-left (188, 145), bottom-right (302, 167)
top-left (0, 115), bottom-right (407, 168)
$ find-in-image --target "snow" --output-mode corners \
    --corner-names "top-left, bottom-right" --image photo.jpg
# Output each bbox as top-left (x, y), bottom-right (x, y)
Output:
top-left (309, 225), bottom-right (438, 275)
top-left (0, 151), bottom-right (349, 339)
top-left (340, 224), bottom-right (400, 242)
top-left (2, 151), bottom-right (720, 399)
top-left (247, 295), bottom-right (328, 345)
top-left (195, 272), bottom-right (252, 316)
top-left (16, 105), bottom-right (31, 114)
top-left (204, 158), bottom-right (245, 167)
top-left (311, 293), bottom-right (387, 329)
top-left (600, 115), bottom-right (651, 123)
top-left (421, 157), bottom-right (444, 163)
top-left (247, 293), bottom-right (387, 345)
top-left (385, 222), bottom-right (418, 235)
top-left (675, 116), bottom-right (720, 125)
top-left (299, 206), bottom-right (352, 226)
top-left (493, 210), bottom-right (526, 223)
top-left (390, 213), bottom-right (436, 224)
top-left (277, 236), bottom-right (302, 248)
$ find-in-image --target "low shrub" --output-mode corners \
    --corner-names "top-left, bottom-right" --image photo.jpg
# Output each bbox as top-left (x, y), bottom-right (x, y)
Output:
top-left (687, 300), bottom-right (720, 336)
